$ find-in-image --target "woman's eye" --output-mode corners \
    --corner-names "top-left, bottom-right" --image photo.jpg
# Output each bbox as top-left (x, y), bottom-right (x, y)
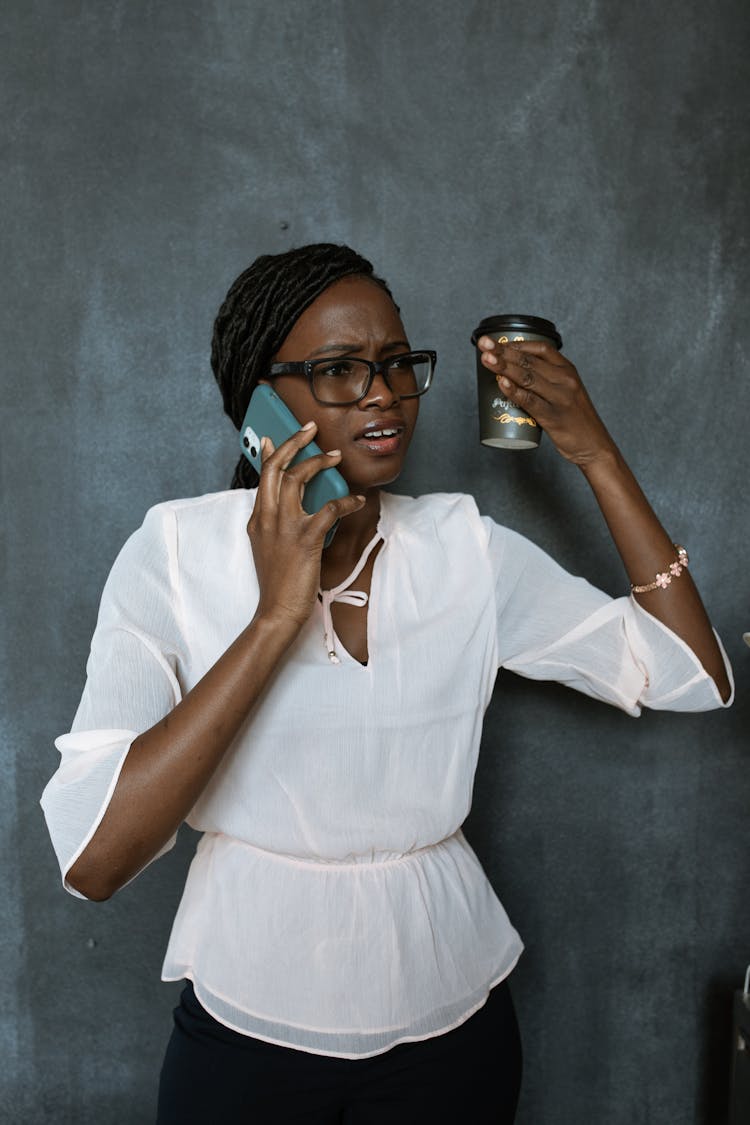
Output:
top-left (389, 356), bottom-right (415, 372)
top-left (318, 360), bottom-right (356, 379)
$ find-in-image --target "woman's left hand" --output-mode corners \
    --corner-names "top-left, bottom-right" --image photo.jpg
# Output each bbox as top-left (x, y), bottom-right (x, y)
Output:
top-left (476, 336), bottom-right (615, 467)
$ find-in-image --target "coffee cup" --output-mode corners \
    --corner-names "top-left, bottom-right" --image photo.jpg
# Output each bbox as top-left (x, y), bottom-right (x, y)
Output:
top-left (471, 314), bottom-right (563, 450)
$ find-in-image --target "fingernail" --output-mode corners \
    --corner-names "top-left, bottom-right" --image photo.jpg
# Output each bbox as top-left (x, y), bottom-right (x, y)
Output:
top-left (326, 449), bottom-right (341, 456)
top-left (302, 421), bottom-right (316, 430)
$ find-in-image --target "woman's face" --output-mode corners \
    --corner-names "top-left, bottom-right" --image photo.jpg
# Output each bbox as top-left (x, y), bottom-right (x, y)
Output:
top-left (268, 275), bottom-right (420, 494)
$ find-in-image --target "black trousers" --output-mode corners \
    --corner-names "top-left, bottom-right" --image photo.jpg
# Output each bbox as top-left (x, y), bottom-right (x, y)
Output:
top-left (156, 980), bottom-right (522, 1124)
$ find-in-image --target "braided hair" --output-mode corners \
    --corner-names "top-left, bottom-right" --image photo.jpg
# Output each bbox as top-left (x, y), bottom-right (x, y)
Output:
top-left (211, 242), bottom-right (396, 488)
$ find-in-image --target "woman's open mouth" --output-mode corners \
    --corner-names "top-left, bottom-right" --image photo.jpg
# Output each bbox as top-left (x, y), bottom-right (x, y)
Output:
top-left (354, 423), bottom-right (405, 455)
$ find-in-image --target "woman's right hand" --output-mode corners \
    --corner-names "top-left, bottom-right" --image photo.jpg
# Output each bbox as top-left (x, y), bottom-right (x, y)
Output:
top-left (247, 422), bottom-right (365, 629)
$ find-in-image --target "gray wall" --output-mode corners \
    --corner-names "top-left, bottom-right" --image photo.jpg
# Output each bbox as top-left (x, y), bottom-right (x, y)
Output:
top-left (2, 1), bottom-right (748, 1122)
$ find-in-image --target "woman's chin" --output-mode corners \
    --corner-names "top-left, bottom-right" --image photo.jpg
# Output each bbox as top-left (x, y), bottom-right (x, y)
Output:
top-left (340, 445), bottom-right (411, 493)
top-left (342, 467), bottom-right (403, 495)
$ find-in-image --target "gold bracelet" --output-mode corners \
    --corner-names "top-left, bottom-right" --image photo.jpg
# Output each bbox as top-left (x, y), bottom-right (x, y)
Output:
top-left (631, 545), bottom-right (689, 593)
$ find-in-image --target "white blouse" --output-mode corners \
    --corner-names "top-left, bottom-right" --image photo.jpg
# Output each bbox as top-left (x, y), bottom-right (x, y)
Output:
top-left (41, 489), bottom-right (732, 1058)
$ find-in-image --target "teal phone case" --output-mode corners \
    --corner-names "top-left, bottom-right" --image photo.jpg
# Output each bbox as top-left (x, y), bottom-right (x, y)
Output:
top-left (240, 384), bottom-right (349, 546)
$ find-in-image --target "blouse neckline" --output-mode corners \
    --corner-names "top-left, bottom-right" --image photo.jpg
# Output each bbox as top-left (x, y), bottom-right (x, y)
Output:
top-left (319, 530), bottom-right (384, 665)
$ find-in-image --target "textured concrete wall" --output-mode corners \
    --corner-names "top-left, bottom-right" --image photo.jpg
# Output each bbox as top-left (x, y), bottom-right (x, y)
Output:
top-left (2, 1), bottom-right (748, 1121)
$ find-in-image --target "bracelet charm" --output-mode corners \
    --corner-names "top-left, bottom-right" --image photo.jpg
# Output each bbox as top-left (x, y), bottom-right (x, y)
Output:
top-left (631, 545), bottom-right (689, 594)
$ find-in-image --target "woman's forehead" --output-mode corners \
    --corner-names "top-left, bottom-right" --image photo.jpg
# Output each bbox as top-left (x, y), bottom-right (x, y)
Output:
top-left (279, 276), bottom-right (406, 354)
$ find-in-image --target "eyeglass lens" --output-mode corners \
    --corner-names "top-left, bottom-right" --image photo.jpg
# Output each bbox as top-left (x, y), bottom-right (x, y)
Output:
top-left (311, 355), bottom-right (431, 404)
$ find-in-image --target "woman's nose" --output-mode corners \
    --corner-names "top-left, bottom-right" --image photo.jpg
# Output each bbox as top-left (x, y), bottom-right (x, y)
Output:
top-left (359, 368), bottom-right (399, 408)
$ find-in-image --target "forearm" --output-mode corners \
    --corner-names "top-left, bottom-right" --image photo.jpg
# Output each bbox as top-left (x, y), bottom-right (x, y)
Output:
top-left (580, 446), bottom-right (731, 701)
top-left (67, 611), bottom-right (300, 900)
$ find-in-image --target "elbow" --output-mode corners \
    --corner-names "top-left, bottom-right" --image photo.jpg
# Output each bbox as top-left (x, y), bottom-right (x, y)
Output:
top-left (66, 854), bottom-right (119, 902)
top-left (717, 675), bottom-right (733, 705)
top-left (67, 874), bottom-right (115, 902)
top-left (76, 882), bottom-right (114, 903)
top-left (705, 662), bottom-right (732, 706)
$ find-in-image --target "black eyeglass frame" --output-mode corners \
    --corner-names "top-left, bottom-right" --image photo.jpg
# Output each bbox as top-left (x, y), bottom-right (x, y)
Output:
top-left (267, 349), bottom-right (437, 406)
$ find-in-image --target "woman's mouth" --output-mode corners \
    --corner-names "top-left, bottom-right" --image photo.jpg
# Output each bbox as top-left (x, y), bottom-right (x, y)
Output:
top-left (354, 424), bottom-right (405, 455)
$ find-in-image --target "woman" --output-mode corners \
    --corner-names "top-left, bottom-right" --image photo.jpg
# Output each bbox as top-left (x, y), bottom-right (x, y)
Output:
top-left (41, 243), bottom-right (732, 1124)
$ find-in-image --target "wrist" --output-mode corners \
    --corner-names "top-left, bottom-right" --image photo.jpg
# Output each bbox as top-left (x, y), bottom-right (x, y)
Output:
top-left (249, 606), bottom-right (306, 645)
top-left (576, 442), bottom-right (626, 483)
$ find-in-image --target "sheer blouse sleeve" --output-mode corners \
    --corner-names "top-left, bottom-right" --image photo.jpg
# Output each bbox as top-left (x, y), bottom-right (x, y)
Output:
top-left (481, 517), bottom-right (733, 716)
top-left (41, 503), bottom-right (187, 897)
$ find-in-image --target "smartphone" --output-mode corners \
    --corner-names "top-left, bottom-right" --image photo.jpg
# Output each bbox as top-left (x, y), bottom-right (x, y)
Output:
top-left (240, 383), bottom-right (349, 547)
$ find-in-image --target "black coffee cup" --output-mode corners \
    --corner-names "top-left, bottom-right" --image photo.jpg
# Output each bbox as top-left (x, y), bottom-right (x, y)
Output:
top-left (471, 314), bottom-right (563, 450)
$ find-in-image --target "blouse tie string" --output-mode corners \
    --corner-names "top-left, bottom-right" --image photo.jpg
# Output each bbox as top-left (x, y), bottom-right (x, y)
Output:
top-left (319, 531), bottom-right (383, 664)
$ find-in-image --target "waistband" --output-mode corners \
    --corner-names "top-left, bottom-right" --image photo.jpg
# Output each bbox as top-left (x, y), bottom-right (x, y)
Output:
top-left (207, 829), bottom-right (463, 870)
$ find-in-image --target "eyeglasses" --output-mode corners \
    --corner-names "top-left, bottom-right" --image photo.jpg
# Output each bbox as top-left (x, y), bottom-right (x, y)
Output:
top-left (268, 350), bottom-right (437, 406)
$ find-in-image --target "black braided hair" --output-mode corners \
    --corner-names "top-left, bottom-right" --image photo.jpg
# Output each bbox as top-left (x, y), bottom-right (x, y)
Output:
top-left (211, 242), bottom-right (396, 488)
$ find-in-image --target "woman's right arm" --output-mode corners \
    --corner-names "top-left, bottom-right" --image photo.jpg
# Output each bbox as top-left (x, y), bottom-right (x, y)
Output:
top-left (66, 426), bottom-right (364, 900)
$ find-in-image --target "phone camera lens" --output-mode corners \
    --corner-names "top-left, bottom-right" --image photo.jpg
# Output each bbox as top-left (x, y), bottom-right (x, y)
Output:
top-left (243, 436), bottom-right (250, 448)
top-left (250, 446), bottom-right (257, 458)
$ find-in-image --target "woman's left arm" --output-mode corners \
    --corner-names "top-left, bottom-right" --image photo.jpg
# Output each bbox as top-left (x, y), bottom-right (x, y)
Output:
top-left (476, 335), bottom-right (732, 702)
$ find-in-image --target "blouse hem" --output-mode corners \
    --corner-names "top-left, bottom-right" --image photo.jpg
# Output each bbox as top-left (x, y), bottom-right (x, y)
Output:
top-left (162, 953), bottom-right (522, 1059)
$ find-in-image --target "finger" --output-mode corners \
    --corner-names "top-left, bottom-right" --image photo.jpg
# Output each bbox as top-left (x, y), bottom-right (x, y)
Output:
top-left (256, 423), bottom-right (318, 511)
top-left (496, 345), bottom-right (588, 421)
top-left (501, 339), bottom-right (568, 366)
top-left (256, 427), bottom-right (302, 510)
top-left (489, 348), bottom-right (551, 410)
top-left (495, 370), bottom-right (547, 419)
top-left (281, 448), bottom-right (343, 487)
top-left (276, 450), bottom-right (344, 514)
top-left (307, 493), bottom-right (367, 538)
top-left (262, 421), bottom-right (319, 473)
top-left (493, 342), bottom-right (578, 402)
top-left (477, 336), bottom-right (568, 382)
